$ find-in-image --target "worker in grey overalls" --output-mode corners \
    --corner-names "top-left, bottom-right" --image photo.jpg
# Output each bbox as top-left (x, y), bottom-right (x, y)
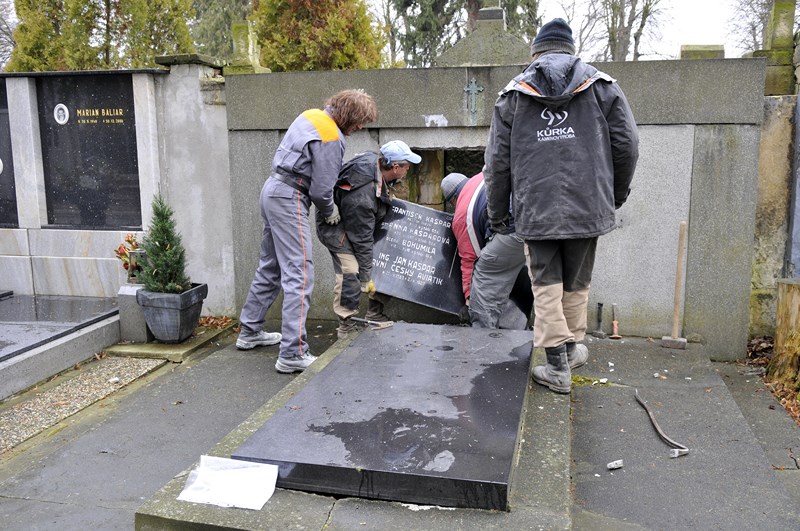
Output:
top-left (237, 90), bottom-right (378, 374)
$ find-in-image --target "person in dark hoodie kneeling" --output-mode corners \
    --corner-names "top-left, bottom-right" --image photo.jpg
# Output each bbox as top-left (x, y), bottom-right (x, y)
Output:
top-left (483, 18), bottom-right (639, 394)
top-left (316, 140), bottom-right (421, 339)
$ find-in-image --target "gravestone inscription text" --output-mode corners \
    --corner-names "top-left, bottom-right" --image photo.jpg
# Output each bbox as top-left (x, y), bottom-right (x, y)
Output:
top-left (371, 199), bottom-right (464, 315)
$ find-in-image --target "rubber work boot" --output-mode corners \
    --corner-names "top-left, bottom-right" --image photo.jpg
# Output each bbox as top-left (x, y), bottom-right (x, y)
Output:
top-left (275, 352), bottom-right (317, 374)
top-left (337, 317), bottom-right (359, 339)
top-left (365, 298), bottom-right (390, 322)
top-left (236, 330), bottom-right (282, 350)
top-left (566, 343), bottom-right (589, 370)
top-left (531, 345), bottom-right (572, 394)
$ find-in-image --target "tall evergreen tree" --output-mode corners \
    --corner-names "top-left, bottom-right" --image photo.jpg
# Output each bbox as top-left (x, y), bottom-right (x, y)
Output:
top-left (7, 0), bottom-right (194, 71)
top-left (6, 0), bottom-right (65, 71)
top-left (191, 0), bottom-right (251, 61)
top-left (252, 0), bottom-right (383, 72)
top-left (385, 0), bottom-right (542, 68)
top-left (128, 0), bottom-right (195, 67)
top-left (504, 0), bottom-right (541, 43)
top-left (390, 0), bottom-right (460, 68)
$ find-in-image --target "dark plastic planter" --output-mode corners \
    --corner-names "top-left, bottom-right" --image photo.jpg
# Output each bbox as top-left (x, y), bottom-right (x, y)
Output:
top-left (136, 283), bottom-right (208, 343)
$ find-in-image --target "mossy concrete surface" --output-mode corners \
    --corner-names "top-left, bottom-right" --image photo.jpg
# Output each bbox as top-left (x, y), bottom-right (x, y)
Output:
top-left (135, 335), bottom-right (573, 530)
top-left (104, 323), bottom-right (235, 363)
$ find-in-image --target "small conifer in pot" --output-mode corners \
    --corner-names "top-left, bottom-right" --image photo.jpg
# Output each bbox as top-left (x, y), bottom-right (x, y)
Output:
top-left (139, 195), bottom-right (191, 294)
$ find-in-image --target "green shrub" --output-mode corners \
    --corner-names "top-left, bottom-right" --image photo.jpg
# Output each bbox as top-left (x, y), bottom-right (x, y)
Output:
top-left (139, 195), bottom-right (191, 293)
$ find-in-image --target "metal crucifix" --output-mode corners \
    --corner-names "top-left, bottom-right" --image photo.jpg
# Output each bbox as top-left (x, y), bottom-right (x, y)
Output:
top-left (464, 78), bottom-right (484, 119)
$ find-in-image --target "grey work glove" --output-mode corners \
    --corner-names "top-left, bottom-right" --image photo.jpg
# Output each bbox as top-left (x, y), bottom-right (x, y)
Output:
top-left (324, 204), bottom-right (341, 225)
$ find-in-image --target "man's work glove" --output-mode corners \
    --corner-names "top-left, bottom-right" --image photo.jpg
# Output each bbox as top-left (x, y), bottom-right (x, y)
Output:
top-left (458, 304), bottom-right (471, 324)
top-left (324, 204), bottom-right (341, 225)
top-left (361, 279), bottom-right (376, 295)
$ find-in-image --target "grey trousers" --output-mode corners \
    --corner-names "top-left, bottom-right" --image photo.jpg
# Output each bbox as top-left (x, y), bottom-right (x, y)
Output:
top-left (239, 178), bottom-right (313, 359)
top-left (470, 232), bottom-right (528, 329)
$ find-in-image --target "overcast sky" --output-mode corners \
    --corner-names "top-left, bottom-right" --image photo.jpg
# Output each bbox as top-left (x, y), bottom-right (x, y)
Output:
top-left (536, 0), bottom-right (744, 59)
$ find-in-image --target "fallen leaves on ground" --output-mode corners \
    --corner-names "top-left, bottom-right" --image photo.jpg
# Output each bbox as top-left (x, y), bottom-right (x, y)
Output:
top-left (742, 335), bottom-right (799, 427)
top-left (198, 316), bottom-right (234, 330)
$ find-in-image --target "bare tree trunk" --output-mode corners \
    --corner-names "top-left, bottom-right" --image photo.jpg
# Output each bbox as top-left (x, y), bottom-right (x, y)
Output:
top-left (559, 0), bottom-right (602, 56)
top-left (605, 0), bottom-right (634, 61)
top-left (103, 0), bottom-right (112, 67)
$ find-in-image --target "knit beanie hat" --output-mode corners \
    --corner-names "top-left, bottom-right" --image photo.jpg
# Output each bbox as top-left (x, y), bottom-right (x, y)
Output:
top-left (531, 18), bottom-right (576, 56)
top-left (441, 173), bottom-right (468, 204)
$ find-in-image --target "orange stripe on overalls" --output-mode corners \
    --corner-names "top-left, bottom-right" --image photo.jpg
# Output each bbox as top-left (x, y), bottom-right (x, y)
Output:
top-left (296, 192), bottom-right (307, 356)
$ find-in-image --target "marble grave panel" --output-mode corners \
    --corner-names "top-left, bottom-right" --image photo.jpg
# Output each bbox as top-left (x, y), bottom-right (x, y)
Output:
top-left (0, 295), bottom-right (118, 362)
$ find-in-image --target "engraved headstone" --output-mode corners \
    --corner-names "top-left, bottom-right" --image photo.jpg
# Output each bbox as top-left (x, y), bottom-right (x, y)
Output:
top-left (371, 199), bottom-right (464, 314)
top-left (36, 74), bottom-right (141, 230)
top-left (372, 198), bottom-right (533, 326)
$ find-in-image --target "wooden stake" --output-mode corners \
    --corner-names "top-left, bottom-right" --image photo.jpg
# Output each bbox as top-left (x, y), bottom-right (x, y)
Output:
top-left (663, 221), bottom-right (688, 349)
top-left (671, 221), bottom-right (688, 339)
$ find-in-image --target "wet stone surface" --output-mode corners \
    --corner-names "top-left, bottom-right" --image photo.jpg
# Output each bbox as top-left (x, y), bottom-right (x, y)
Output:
top-left (232, 323), bottom-right (533, 510)
top-left (0, 295), bottom-right (118, 362)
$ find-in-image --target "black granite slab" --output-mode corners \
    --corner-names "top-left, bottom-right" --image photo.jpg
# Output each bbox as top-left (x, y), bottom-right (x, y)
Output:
top-left (371, 200), bottom-right (464, 315)
top-left (0, 295), bottom-right (118, 362)
top-left (232, 323), bottom-right (533, 510)
top-left (36, 74), bottom-right (141, 230)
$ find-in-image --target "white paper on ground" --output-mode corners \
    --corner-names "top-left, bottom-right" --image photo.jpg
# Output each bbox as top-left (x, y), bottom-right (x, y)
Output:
top-left (177, 455), bottom-right (279, 510)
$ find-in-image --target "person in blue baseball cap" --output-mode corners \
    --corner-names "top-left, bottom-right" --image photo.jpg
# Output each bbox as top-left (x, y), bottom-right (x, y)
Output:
top-left (317, 140), bottom-right (421, 339)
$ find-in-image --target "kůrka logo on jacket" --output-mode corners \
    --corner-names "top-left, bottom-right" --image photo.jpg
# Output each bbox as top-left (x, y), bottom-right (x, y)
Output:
top-left (537, 108), bottom-right (575, 142)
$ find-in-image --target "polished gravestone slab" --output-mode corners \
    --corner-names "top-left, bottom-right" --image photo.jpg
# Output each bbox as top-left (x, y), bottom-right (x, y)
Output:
top-left (0, 295), bottom-right (118, 362)
top-left (36, 74), bottom-right (141, 230)
top-left (232, 323), bottom-right (533, 510)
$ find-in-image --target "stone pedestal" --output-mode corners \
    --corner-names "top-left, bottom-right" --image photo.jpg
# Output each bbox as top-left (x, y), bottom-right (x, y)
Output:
top-left (680, 45), bottom-right (724, 59)
top-left (118, 283), bottom-right (153, 343)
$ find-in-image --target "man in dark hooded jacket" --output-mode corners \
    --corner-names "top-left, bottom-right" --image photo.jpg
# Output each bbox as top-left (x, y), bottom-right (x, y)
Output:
top-left (484, 18), bottom-right (639, 394)
top-left (316, 140), bottom-right (421, 339)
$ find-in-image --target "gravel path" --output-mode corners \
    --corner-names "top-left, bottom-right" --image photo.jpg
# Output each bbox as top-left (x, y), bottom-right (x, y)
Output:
top-left (0, 356), bottom-right (164, 453)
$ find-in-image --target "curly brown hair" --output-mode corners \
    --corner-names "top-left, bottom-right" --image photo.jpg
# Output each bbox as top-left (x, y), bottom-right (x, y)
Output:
top-left (325, 89), bottom-right (378, 134)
